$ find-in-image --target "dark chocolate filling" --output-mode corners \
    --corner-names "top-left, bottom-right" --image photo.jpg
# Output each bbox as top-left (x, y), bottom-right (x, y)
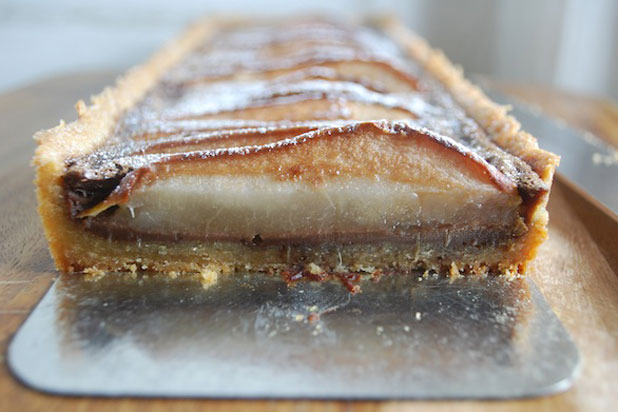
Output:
top-left (82, 212), bottom-right (519, 250)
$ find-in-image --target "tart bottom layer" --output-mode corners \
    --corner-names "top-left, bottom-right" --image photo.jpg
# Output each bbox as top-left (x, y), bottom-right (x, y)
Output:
top-left (63, 222), bottom-right (535, 278)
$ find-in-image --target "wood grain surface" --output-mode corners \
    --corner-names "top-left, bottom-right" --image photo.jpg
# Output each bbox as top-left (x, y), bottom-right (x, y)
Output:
top-left (0, 72), bottom-right (616, 412)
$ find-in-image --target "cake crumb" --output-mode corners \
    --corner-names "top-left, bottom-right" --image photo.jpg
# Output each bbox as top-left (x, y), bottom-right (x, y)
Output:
top-left (199, 265), bottom-right (219, 289)
top-left (307, 262), bottom-right (323, 275)
top-left (352, 264), bottom-right (375, 273)
top-left (415, 312), bottom-right (422, 321)
top-left (168, 271), bottom-right (179, 279)
top-left (84, 267), bottom-right (106, 281)
top-left (125, 263), bottom-right (137, 275)
top-left (119, 262), bottom-right (137, 279)
top-left (502, 266), bottom-right (518, 280)
top-left (448, 262), bottom-right (461, 282)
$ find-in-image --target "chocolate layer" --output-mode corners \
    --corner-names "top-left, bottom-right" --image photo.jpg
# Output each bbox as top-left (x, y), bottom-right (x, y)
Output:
top-left (83, 218), bottom-right (518, 250)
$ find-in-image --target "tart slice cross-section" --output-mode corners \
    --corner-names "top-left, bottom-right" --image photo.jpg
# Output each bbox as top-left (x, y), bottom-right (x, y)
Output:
top-left (33, 17), bottom-right (558, 277)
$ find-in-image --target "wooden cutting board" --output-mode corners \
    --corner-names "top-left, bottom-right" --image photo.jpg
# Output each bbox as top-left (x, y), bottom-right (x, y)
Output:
top-left (0, 72), bottom-right (616, 411)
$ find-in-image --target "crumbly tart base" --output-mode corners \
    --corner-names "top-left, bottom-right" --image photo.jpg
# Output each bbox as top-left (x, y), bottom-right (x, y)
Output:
top-left (33, 17), bottom-right (558, 277)
top-left (63, 230), bottom-right (532, 279)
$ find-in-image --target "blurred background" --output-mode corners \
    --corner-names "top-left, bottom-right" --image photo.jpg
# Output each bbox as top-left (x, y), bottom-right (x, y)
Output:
top-left (1, 0), bottom-right (616, 99)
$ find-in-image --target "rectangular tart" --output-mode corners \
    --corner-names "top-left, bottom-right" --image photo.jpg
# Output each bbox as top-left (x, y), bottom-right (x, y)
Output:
top-left (33, 16), bottom-right (559, 278)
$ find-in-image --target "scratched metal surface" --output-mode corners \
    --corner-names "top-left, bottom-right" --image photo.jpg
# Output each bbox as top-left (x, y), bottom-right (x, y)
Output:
top-left (8, 273), bottom-right (579, 399)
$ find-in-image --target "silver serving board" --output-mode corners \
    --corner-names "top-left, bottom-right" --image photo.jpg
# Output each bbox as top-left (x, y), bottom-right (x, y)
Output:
top-left (8, 273), bottom-right (579, 399)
